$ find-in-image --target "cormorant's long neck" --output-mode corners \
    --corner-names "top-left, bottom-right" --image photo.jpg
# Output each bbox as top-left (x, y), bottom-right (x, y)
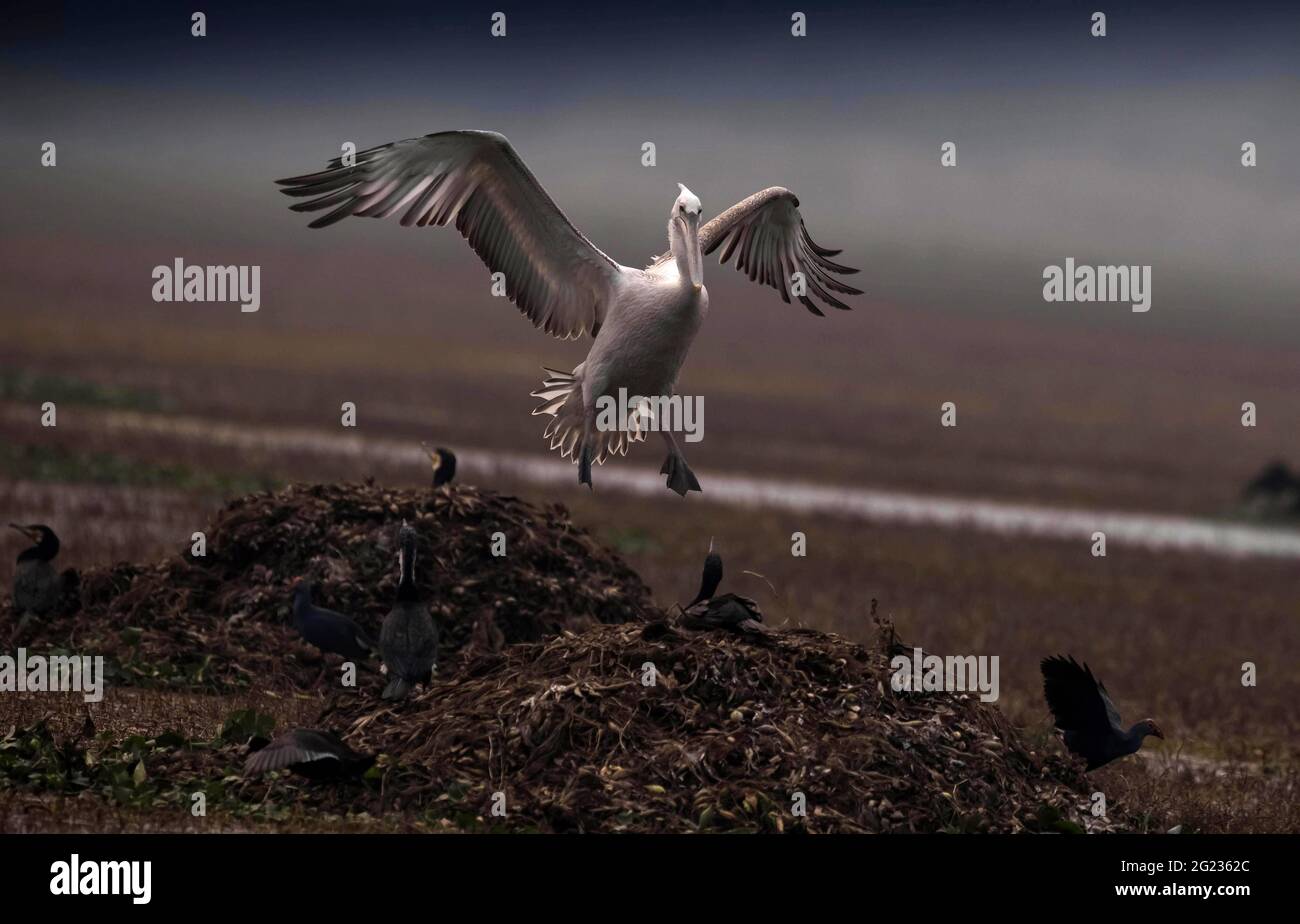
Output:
top-left (18, 534), bottom-right (58, 563)
top-left (685, 553), bottom-right (722, 608)
top-left (397, 553), bottom-right (419, 602)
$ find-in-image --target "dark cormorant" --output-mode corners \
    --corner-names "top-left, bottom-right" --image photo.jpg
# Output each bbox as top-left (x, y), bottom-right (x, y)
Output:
top-left (1243, 460), bottom-right (1295, 499)
top-left (681, 540), bottom-right (766, 635)
top-left (421, 443), bottom-right (457, 487)
top-left (290, 580), bottom-right (377, 675)
top-left (243, 729), bottom-right (374, 780)
top-left (1242, 460), bottom-right (1300, 515)
top-left (684, 537), bottom-right (722, 609)
top-left (1041, 655), bottom-right (1164, 771)
top-left (380, 523), bottom-right (439, 700)
top-left (9, 523), bottom-right (64, 620)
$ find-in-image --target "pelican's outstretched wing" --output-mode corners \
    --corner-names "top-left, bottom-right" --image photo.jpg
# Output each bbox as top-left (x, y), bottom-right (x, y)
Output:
top-left (277, 131), bottom-right (621, 340)
top-left (698, 187), bottom-right (862, 316)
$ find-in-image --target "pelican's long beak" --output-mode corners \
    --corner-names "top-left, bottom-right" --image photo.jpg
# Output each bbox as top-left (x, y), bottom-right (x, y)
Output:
top-left (680, 215), bottom-right (703, 290)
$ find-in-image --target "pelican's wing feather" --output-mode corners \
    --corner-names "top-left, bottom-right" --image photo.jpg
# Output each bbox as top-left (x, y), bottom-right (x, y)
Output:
top-left (277, 131), bottom-right (621, 340)
top-left (697, 187), bottom-right (862, 316)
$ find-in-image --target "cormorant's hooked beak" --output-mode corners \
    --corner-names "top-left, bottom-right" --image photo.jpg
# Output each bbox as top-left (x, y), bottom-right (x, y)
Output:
top-left (8, 523), bottom-right (36, 542)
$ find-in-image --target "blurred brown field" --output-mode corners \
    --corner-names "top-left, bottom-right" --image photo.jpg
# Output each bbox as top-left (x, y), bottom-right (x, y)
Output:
top-left (3, 274), bottom-right (1300, 832)
top-left (5, 0), bottom-right (1300, 835)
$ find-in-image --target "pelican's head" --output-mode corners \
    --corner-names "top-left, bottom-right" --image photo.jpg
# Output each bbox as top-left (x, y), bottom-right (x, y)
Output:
top-left (674, 183), bottom-right (702, 218)
top-left (670, 183), bottom-right (704, 290)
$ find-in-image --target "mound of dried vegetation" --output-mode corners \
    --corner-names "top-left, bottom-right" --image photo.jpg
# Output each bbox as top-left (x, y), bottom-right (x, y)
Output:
top-left (3, 480), bottom-right (1134, 833)
top-left (10, 482), bottom-right (655, 690)
top-left (308, 618), bottom-right (1133, 833)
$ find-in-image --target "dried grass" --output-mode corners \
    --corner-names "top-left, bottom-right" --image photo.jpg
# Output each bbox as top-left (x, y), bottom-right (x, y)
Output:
top-left (14, 482), bottom-right (655, 690)
top-left (5, 481), bottom-right (1138, 832)
top-left (312, 617), bottom-right (1132, 832)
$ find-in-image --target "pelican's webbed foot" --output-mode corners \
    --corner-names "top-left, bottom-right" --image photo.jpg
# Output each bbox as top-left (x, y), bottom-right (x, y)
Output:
top-left (660, 453), bottom-right (702, 496)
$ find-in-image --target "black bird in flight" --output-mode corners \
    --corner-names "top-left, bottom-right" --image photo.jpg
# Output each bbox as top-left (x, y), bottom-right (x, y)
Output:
top-left (243, 729), bottom-right (374, 781)
top-left (1041, 655), bottom-right (1164, 771)
top-left (380, 523), bottom-right (439, 700)
top-left (422, 443), bottom-right (457, 487)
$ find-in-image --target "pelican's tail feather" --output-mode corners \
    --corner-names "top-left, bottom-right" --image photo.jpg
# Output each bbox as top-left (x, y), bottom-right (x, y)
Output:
top-left (530, 367), bottom-right (647, 465)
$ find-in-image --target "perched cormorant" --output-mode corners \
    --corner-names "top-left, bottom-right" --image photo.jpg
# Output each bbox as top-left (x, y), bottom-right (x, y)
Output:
top-left (681, 541), bottom-right (766, 635)
top-left (9, 523), bottom-right (65, 620)
top-left (1041, 655), bottom-right (1164, 771)
top-left (379, 523), bottom-right (439, 700)
top-left (243, 729), bottom-right (374, 780)
top-left (1242, 460), bottom-right (1300, 514)
top-left (421, 443), bottom-right (457, 487)
top-left (290, 580), bottom-right (377, 669)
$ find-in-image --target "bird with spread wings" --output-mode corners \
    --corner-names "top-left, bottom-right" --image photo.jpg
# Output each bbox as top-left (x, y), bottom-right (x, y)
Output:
top-left (278, 131), bottom-right (861, 495)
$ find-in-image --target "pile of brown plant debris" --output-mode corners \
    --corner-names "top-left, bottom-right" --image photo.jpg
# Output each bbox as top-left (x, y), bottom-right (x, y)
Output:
top-left (258, 617), bottom-right (1135, 834)
top-left (2, 479), bottom-right (1132, 833)
top-left (10, 482), bottom-right (655, 691)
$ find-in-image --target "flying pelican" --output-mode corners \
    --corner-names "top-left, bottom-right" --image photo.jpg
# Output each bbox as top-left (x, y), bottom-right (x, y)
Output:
top-left (277, 131), bottom-right (862, 495)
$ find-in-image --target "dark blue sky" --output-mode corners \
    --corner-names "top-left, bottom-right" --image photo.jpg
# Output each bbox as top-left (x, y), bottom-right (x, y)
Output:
top-left (7, 1), bottom-right (1300, 93)
top-left (4, 0), bottom-right (1298, 340)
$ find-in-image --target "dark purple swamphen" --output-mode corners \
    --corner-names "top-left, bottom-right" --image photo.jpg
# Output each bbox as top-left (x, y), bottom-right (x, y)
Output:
top-left (1041, 655), bottom-right (1164, 771)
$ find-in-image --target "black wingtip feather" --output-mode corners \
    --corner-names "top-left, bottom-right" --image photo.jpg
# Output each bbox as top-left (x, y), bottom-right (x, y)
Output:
top-left (797, 296), bottom-right (825, 317)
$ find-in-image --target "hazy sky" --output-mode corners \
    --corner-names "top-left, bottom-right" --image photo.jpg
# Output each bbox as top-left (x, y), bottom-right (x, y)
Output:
top-left (3, 0), bottom-right (1298, 342)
